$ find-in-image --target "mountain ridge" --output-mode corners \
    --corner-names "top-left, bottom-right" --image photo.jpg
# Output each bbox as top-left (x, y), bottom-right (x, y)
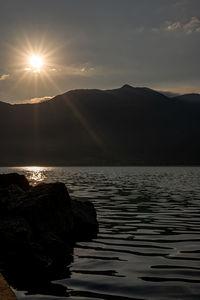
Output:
top-left (1, 84), bottom-right (200, 166)
top-left (1, 85), bottom-right (200, 106)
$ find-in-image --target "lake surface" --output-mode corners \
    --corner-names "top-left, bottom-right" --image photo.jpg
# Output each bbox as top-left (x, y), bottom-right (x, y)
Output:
top-left (1, 166), bottom-right (200, 300)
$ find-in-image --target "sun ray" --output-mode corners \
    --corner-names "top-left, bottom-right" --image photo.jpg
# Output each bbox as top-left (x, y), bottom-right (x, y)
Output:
top-left (6, 33), bottom-right (109, 155)
top-left (41, 69), bottom-right (61, 92)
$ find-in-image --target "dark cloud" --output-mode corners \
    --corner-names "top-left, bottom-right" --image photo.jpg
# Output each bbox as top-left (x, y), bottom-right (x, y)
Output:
top-left (165, 17), bottom-right (200, 33)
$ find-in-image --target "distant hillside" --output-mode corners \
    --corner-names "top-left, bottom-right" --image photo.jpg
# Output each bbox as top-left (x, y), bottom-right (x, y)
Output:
top-left (173, 93), bottom-right (200, 103)
top-left (0, 85), bottom-right (200, 166)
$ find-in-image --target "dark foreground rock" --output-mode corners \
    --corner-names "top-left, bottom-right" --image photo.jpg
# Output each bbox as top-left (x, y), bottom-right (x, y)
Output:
top-left (0, 173), bottom-right (98, 272)
top-left (71, 198), bottom-right (99, 240)
top-left (0, 173), bottom-right (30, 191)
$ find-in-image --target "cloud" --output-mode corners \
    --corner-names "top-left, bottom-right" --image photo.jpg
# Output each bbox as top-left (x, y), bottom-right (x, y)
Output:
top-left (0, 74), bottom-right (9, 81)
top-left (166, 21), bottom-right (182, 31)
top-left (57, 64), bottom-right (95, 77)
top-left (166, 17), bottom-right (200, 34)
top-left (28, 96), bottom-right (52, 104)
top-left (13, 96), bottom-right (53, 104)
top-left (183, 17), bottom-right (200, 34)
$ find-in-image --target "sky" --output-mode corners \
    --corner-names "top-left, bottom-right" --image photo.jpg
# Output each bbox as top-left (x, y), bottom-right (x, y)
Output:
top-left (0, 0), bottom-right (199, 103)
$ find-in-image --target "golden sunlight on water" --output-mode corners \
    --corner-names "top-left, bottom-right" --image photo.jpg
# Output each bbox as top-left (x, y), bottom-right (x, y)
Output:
top-left (24, 166), bottom-right (44, 172)
top-left (17, 166), bottom-right (52, 185)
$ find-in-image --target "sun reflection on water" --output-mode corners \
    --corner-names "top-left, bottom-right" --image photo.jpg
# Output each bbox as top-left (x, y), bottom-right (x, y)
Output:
top-left (18, 166), bottom-right (51, 185)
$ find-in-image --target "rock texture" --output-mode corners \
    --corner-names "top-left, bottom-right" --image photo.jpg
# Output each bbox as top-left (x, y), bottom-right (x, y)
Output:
top-left (0, 273), bottom-right (16, 300)
top-left (71, 198), bottom-right (99, 240)
top-left (0, 173), bottom-right (98, 271)
top-left (0, 173), bottom-right (30, 191)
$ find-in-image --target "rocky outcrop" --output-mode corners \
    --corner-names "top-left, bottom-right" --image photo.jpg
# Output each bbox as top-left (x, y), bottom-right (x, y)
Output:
top-left (0, 173), bottom-right (98, 272)
top-left (71, 198), bottom-right (99, 240)
top-left (0, 173), bottom-right (30, 191)
top-left (0, 273), bottom-right (17, 300)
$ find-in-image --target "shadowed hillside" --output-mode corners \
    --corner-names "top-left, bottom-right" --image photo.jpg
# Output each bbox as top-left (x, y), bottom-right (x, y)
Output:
top-left (1, 85), bottom-right (200, 166)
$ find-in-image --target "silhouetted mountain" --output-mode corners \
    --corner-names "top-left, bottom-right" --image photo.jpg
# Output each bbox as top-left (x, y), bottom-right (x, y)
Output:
top-left (173, 93), bottom-right (200, 103)
top-left (159, 91), bottom-right (180, 98)
top-left (0, 85), bottom-right (200, 166)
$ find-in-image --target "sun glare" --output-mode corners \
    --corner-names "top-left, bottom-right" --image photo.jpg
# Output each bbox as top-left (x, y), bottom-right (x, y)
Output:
top-left (29, 55), bottom-right (43, 71)
top-left (13, 36), bottom-right (60, 91)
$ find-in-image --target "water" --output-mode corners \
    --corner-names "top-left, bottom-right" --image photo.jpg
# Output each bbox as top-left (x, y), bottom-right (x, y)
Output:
top-left (1, 166), bottom-right (200, 300)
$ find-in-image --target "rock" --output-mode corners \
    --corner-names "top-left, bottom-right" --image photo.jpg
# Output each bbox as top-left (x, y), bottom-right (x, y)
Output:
top-left (0, 184), bottom-right (25, 213)
top-left (0, 273), bottom-right (17, 300)
top-left (71, 198), bottom-right (98, 240)
top-left (10, 183), bottom-right (74, 237)
top-left (0, 174), bottom-right (98, 273)
top-left (0, 173), bottom-right (30, 191)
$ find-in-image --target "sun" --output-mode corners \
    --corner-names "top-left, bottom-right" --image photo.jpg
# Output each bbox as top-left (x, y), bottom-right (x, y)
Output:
top-left (29, 55), bottom-right (44, 71)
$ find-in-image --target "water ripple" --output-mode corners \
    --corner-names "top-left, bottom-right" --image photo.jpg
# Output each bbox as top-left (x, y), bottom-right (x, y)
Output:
top-left (1, 166), bottom-right (200, 299)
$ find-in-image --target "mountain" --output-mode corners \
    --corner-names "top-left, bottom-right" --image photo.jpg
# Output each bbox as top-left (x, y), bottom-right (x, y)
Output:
top-left (173, 93), bottom-right (200, 103)
top-left (0, 85), bottom-right (200, 166)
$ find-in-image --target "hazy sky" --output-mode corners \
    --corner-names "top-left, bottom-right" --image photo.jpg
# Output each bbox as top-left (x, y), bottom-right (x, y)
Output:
top-left (0, 0), bottom-right (199, 103)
